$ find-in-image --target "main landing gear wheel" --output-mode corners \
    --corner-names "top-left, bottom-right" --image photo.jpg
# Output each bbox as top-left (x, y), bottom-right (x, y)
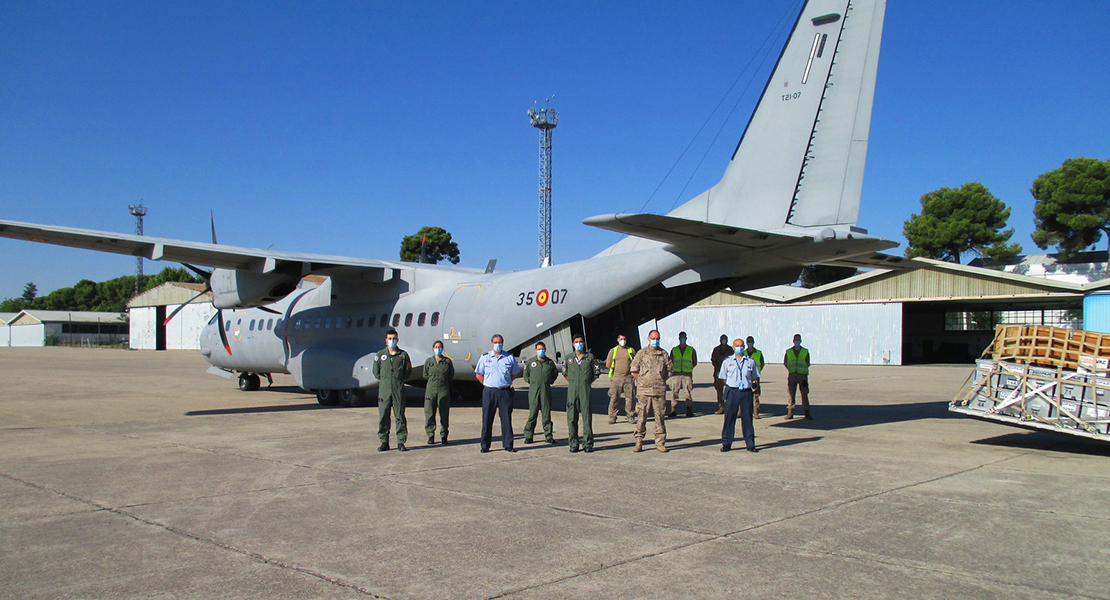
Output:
top-left (316, 389), bottom-right (340, 406)
top-left (238, 373), bottom-right (261, 392)
top-left (338, 389), bottom-right (365, 407)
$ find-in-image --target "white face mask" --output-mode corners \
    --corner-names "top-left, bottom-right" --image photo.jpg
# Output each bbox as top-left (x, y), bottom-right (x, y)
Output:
top-left (386, 339), bottom-right (397, 349)
top-left (618, 339), bottom-right (626, 347)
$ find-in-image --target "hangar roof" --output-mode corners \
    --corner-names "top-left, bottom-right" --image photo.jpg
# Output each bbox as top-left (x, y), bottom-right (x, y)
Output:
top-left (10, 310), bottom-right (127, 325)
top-left (127, 281), bottom-right (212, 308)
top-left (697, 257), bottom-right (1099, 307)
top-left (0, 312), bottom-right (18, 324)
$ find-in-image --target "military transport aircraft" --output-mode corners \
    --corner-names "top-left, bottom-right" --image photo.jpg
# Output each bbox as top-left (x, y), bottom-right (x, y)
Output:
top-left (0, 0), bottom-right (905, 405)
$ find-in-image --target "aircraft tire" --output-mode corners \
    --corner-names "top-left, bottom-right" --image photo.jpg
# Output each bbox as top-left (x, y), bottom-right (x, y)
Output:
top-left (338, 388), bottom-right (365, 407)
top-left (316, 389), bottom-right (340, 406)
top-left (238, 373), bottom-right (261, 392)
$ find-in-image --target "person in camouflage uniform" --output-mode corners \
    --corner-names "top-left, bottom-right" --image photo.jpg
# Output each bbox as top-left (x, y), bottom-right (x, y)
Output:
top-left (630, 329), bottom-right (673, 453)
top-left (423, 340), bottom-right (454, 445)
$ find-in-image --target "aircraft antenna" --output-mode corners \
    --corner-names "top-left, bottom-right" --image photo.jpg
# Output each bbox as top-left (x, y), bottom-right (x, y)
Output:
top-left (128, 202), bottom-right (147, 295)
top-left (528, 98), bottom-right (558, 267)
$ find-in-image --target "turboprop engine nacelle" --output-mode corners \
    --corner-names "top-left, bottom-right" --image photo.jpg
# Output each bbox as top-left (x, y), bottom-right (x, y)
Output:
top-left (210, 268), bottom-right (300, 309)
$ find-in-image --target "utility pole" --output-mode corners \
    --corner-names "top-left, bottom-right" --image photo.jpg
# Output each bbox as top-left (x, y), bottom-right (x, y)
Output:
top-left (128, 202), bottom-right (147, 295)
top-left (529, 99), bottom-right (558, 267)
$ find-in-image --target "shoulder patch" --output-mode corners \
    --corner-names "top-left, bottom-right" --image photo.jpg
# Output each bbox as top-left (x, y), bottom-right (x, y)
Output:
top-left (380, 355), bottom-right (388, 361)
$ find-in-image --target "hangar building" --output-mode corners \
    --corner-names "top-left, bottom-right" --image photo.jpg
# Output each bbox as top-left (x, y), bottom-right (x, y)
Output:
top-left (127, 282), bottom-right (215, 350)
top-left (2, 310), bottom-right (128, 347)
top-left (641, 258), bottom-right (1105, 366)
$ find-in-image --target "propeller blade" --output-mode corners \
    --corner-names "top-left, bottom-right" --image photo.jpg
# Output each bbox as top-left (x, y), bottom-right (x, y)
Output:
top-left (257, 306), bottom-right (281, 315)
top-left (182, 262), bottom-right (211, 281)
top-left (163, 288), bottom-right (210, 326)
top-left (217, 308), bottom-right (232, 355)
top-left (210, 210), bottom-right (218, 245)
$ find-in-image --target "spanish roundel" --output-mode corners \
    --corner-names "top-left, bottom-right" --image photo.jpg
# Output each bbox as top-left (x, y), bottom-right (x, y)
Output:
top-left (536, 289), bottom-right (549, 306)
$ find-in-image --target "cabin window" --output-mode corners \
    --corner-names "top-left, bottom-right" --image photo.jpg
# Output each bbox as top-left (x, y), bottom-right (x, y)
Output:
top-left (404, 313), bottom-right (413, 327)
top-left (225, 320), bottom-right (231, 331)
top-left (345, 316), bottom-right (353, 328)
top-left (314, 317), bottom-right (322, 329)
top-left (294, 318), bottom-right (301, 330)
top-left (418, 312), bottom-right (426, 327)
top-left (379, 314), bottom-right (388, 328)
top-left (392, 314), bottom-right (400, 327)
top-left (274, 319), bottom-right (281, 330)
top-left (249, 320), bottom-right (255, 331)
top-left (356, 315), bottom-right (364, 328)
top-left (431, 312), bottom-right (440, 327)
top-left (267, 319), bottom-right (274, 331)
top-left (325, 317), bottom-right (332, 329)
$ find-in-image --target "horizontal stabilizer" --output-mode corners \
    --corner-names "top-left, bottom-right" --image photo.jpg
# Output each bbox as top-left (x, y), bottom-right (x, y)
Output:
top-left (817, 252), bottom-right (915, 270)
top-left (583, 213), bottom-right (804, 251)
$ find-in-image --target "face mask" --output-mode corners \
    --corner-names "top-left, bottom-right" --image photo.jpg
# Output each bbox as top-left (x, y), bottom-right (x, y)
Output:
top-left (734, 346), bottom-right (745, 355)
top-left (386, 339), bottom-right (397, 349)
top-left (618, 339), bottom-right (626, 347)
top-left (537, 349), bottom-right (546, 358)
top-left (649, 339), bottom-right (660, 348)
top-left (574, 342), bottom-right (584, 352)
top-left (679, 337), bottom-right (687, 344)
top-left (493, 343), bottom-right (503, 353)
top-left (434, 347), bottom-right (443, 356)
top-left (793, 340), bottom-right (801, 347)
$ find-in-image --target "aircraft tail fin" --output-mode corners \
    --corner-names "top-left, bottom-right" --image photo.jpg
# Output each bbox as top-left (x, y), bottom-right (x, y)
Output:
top-left (600, 0), bottom-right (884, 253)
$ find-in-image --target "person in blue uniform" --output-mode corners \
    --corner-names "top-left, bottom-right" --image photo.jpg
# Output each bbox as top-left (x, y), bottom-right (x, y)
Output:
top-left (474, 333), bottom-right (522, 453)
top-left (718, 337), bottom-right (761, 453)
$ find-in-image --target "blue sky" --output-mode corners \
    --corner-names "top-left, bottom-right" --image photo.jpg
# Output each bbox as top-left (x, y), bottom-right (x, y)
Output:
top-left (1, 0), bottom-right (1107, 301)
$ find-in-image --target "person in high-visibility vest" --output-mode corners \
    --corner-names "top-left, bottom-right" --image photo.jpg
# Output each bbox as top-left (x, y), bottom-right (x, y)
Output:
top-left (745, 335), bottom-right (766, 419)
top-left (606, 334), bottom-right (637, 424)
top-left (668, 331), bottom-right (697, 417)
top-left (783, 333), bottom-right (811, 420)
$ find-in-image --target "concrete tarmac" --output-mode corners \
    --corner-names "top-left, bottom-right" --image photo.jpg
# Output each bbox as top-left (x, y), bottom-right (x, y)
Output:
top-left (2, 347), bottom-right (1108, 599)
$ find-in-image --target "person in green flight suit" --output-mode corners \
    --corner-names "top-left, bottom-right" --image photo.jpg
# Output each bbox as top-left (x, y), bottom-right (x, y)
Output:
top-left (522, 341), bottom-right (559, 445)
top-left (563, 335), bottom-right (598, 453)
top-left (372, 329), bottom-right (413, 451)
top-left (423, 340), bottom-right (454, 445)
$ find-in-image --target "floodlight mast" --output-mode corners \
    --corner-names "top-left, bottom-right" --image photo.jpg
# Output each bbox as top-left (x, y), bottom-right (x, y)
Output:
top-left (529, 101), bottom-right (558, 268)
top-left (128, 202), bottom-right (147, 295)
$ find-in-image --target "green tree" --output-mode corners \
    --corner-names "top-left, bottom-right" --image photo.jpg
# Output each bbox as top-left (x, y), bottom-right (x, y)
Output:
top-left (399, 226), bottom-right (460, 264)
top-left (22, 282), bottom-right (37, 304)
top-left (142, 266), bottom-right (203, 292)
top-left (799, 265), bottom-right (858, 289)
top-left (903, 182), bottom-right (1022, 263)
top-left (1031, 157), bottom-right (1110, 277)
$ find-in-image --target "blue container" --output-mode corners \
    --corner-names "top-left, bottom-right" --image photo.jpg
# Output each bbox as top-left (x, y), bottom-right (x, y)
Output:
top-left (1083, 292), bottom-right (1110, 333)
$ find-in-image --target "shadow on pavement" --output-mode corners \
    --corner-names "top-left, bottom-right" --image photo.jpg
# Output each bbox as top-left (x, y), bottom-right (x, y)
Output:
top-left (970, 431), bottom-right (1110, 456)
top-left (764, 400), bottom-right (956, 431)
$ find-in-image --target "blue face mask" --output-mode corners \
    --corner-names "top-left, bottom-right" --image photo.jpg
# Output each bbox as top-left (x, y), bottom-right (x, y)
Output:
top-left (649, 339), bottom-right (660, 348)
top-left (537, 349), bottom-right (546, 358)
top-left (574, 342), bottom-right (584, 352)
top-left (734, 346), bottom-right (745, 355)
top-left (386, 339), bottom-right (397, 349)
top-left (679, 337), bottom-right (687, 344)
top-left (493, 343), bottom-right (503, 353)
top-left (434, 347), bottom-right (443, 356)
top-left (793, 340), bottom-right (801, 347)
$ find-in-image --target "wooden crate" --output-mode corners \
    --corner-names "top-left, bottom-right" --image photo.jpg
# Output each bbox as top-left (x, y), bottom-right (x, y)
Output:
top-left (989, 324), bottom-right (1110, 371)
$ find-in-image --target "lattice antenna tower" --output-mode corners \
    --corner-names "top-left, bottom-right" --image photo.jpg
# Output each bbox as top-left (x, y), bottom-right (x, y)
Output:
top-left (528, 98), bottom-right (558, 267)
top-left (128, 202), bottom-right (147, 295)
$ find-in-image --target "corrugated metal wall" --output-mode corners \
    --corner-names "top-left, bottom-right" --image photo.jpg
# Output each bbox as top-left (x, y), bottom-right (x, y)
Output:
top-left (1084, 292), bottom-right (1110, 333)
top-left (638, 302), bottom-right (902, 365)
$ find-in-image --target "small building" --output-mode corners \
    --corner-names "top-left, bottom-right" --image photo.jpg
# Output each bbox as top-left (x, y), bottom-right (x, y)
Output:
top-left (0, 312), bottom-right (18, 347)
top-left (127, 282), bottom-right (215, 350)
top-left (6, 310), bottom-right (128, 347)
top-left (642, 258), bottom-right (1107, 366)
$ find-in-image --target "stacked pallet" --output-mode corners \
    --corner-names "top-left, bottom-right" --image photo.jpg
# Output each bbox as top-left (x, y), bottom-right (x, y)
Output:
top-left (953, 325), bottom-right (1110, 442)
top-left (989, 324), bottom-right (1110, 372)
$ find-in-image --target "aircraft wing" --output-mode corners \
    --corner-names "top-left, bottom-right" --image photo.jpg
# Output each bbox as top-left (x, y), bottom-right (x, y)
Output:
top-left (0, 219), bottom-right (407, 276)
